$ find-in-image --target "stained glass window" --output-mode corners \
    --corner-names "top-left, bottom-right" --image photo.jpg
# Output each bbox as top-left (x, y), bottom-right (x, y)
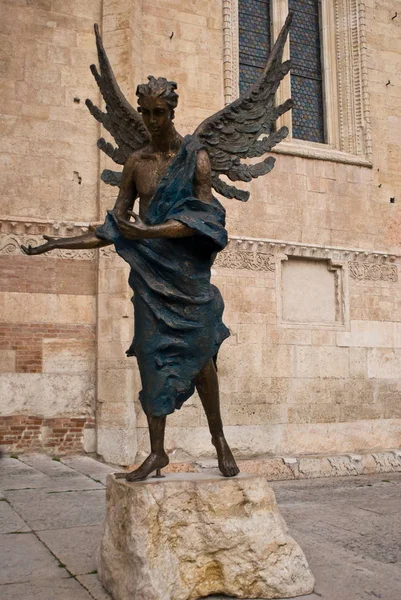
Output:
top-left (238, 0), bottom-right (325, 143)
top-left (238, 0), bottom-right (271, 96)
top-left (288, 0), bottom-right (325, 143)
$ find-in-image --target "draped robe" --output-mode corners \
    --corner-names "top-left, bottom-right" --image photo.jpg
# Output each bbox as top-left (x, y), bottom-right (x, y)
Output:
top-left (96, 136), bottom-right (230, 417)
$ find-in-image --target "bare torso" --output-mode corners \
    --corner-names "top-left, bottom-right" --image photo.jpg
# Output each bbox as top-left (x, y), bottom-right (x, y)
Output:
top-left (113, 137), bottom-right (212, 222)
top-left (130, 146), bottom-right (179, 219)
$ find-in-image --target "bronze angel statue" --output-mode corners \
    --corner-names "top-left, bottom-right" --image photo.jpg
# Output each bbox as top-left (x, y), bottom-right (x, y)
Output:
top-left (22, 15), bottom-right (293, 481)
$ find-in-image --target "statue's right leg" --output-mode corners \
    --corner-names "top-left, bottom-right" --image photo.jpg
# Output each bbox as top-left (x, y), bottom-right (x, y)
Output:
top-left (115, 415), bottom-right (169, 482)
top-left (196, 359), bottom-right (239, 478)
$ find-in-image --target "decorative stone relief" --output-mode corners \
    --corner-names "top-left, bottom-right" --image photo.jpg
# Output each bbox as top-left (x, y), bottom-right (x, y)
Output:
top-left (215, 236), bottom-right (399, 331)
top-left (100, 246), bottom-right (117, 258)
top-left (216, 236), bottom-right (399, 267)
top-left (334, 0), bottom-right (372, 158)
top-left (0, 218), bottom-right (91, 237)
top-left (349, 262), bottom-right (398, 282)
top-left (0, 219), bottom-right (97, 260)
top-left (222, 0), bottom-right (239, 106)
top-left (214, 249), bottom-right (275, 271)
top-left (0, 234), bottom-right (96, 260)
top-left (2, 219), bottom-right (399, 273)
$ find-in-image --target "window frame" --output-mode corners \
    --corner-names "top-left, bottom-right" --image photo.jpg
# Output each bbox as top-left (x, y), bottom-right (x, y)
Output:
top-left (223, 0), bottom-right (372, 167)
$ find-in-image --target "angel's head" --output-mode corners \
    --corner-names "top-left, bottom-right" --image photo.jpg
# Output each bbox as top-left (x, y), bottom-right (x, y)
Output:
top-left (136, 76), bottom-right (178, 137)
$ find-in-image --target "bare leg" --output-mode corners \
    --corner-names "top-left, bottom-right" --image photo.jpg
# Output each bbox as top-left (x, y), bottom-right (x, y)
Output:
top-left (196, 359), bottom-right (239, 477)
top-left (115, 415), bottom-right (169, 482)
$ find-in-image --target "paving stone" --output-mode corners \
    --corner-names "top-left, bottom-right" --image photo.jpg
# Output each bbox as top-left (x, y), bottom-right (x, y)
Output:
top-left (272, 473), bottom-right (401, 600)
top-left (0, 533), bottom-right (69, 585)
top-left (289, 532), bottom-right (401, 600)
top-left (17, 455), bottom-right (104, 491)
top-left (37, 524), bottom-right (103, 575)
top-left (61, 456), bottom-right (115, 485)
top-left (4, 488), bottom-right (106, 531)
top-left (19, 454), bottom-right (76, 475)
top-left (1, 461), bottom-right (401, 600)
top-left (77, 574), bottom-right (112, 600)
top-left (1, 456), bottom-right (103, 493)
top-left (205, 597), bottom-right (320, 600)
top-left (0, 578), bottom-right (94, 600)
top-left (0, 500), bottom-right (30, 533)
top-left (0, 457), bottom-right (50, 491)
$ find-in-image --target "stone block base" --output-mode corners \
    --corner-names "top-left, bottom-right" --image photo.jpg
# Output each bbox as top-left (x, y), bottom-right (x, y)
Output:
top-left (99, 473), bottom-right (314, 600)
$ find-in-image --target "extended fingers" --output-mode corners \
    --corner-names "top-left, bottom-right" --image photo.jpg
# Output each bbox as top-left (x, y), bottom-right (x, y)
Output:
top-left (21, 244), bottom-right (41, 256)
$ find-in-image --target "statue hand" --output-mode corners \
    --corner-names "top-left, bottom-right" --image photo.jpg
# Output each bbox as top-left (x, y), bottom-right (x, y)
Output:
top-left (115, 211), bottom-right (151, 239)
top-left (21, 235), bottom-right (57, 256)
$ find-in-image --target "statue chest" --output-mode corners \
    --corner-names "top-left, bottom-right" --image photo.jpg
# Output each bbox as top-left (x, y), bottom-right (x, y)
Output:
top-left (134, 155), bottom-right (175, 201)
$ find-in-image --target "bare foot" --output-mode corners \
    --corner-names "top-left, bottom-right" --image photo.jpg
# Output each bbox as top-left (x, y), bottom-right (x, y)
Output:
top-left (114, 452), bottom-right (169, 482)
top-left (212, 434), bottom-right (240, 477)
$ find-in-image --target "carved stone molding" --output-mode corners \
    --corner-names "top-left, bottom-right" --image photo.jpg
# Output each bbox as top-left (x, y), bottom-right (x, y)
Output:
top-left (0, 218), bottom-right (91, 237)
top-left (2, 222), bottom-right (399, 275)
top-left (222, 0), bottom-right (239, 105)
top-left (349, 262), bottom-right (398, 282)
top-left (214, 249), bottom-right (275, 272)
top-left (334, 0), bottom-right (372, 158)
top-left (100, 246), bottom-right (117, 258)
top-left (0, 234), bottom-right (96, 260)
top-left (221, 236), bottom-right (399, 265)
top-left (0, 219), bottom-right (100, 260)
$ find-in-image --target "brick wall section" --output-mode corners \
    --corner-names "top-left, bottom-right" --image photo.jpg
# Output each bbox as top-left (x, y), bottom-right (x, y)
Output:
top-left (0, 257), bottom-right (96, 295)
top-left (0, 415), bottom-right (95, 454)
top-left (0, 323), bottom-right (95, 373)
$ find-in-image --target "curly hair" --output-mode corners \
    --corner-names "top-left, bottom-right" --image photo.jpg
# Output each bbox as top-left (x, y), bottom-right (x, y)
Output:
top-left (136, 76), bottom-right (179, 115)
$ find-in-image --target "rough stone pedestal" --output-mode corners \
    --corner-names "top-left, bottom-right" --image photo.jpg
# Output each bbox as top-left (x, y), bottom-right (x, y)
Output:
top-left (99, 473), bottom-right (315, 600)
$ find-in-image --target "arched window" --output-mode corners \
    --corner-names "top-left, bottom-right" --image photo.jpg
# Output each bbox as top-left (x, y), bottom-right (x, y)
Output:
top-left (231, 0), bottom-right (372, 162)
top-left (288, 0), bottom-right (325, 143)
top-left (238, 0), bottom-right (271, 96)
top-left (238, 0), bottom-right (325, 144)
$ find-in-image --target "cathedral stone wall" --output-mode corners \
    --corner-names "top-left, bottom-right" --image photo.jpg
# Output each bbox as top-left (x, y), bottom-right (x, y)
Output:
top-left (0, 0), bottom-right (400, 464)
top-left (0, 0), bottom-right (102, 453)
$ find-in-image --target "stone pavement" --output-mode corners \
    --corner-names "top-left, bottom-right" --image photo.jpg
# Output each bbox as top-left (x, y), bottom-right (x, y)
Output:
top-left (0, 454), bottom-right (400, 600)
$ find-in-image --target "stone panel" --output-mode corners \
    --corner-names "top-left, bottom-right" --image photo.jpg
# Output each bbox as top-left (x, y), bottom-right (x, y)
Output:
top-left (0, 292), bottom-right (95, 324)
top-left (337, 320), bottom-right (396, 348)
top-left (368, 349), bottom-right (401, 379)
top-left (281, 257), bottom-right (339, 324)
top-left (295, 347), bottom-right (350, 378)
top-left (0, 373), bottom-right (95, 417)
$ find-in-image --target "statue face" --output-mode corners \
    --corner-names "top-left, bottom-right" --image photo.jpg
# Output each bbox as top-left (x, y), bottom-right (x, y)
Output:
top-left (138, 97), bottom-right (173, 137)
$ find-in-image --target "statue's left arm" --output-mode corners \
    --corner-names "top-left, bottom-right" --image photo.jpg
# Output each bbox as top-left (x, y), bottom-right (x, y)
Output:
top-left (114, 150), bottom-right (212, 240)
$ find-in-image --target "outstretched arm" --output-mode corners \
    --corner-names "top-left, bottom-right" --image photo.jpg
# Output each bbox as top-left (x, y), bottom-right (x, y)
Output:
top-left (21, 230), bottom-right (112, 256)
top-left (114, 150), bottom-right (211, 240)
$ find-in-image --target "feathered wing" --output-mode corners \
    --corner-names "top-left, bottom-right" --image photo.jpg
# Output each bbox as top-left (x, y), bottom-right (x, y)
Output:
top-left (85, 24), bottom-right (150, 187)
top-left (194, 13), bottom-right (293, 202)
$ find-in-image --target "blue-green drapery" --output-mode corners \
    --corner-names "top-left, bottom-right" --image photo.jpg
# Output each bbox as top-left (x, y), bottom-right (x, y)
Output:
top-left (96, 136), bottom-right (230, 417)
